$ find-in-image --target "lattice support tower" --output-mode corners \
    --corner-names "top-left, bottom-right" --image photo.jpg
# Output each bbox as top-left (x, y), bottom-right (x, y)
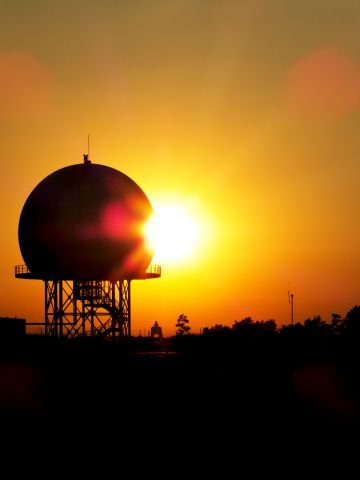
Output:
top-left (44, 279), bottom-right (130, 339)
top-left (15, 264), bottom-right (161, 340)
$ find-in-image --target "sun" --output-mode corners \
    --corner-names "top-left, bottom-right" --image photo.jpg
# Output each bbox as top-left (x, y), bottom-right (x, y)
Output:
top-left (145, 202), bottom-right (200, 265)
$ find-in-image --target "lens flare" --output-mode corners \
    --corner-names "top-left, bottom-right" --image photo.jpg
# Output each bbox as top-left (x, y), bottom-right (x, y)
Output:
top-left (286, 47), bottom-right (360, 121)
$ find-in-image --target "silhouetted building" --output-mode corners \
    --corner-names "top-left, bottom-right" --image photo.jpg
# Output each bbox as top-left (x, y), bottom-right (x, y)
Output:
top-left (150, 321), bottom-right (162, 339)
top-left (0, 317), bottom-right (26, 337)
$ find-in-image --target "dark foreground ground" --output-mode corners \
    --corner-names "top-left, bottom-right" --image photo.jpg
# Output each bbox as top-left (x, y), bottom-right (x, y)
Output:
top-left (0, 334), bottom-right (359, 473)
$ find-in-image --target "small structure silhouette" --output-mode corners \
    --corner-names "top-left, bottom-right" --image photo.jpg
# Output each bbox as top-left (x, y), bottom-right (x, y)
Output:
top-left (150, 321), bottom-right (162, 339)
top-left (0, 317), bottom-right (26, 337)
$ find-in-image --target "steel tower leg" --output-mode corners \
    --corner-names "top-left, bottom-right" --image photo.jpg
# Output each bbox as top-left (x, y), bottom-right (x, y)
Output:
top-left (117, 279), bottom-right (131, 338)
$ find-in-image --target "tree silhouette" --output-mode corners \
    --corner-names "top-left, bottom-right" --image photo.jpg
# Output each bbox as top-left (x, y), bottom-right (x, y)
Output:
top-left (303, 315), bottom-right (331, 335)
top-left (330, 313), bottom-right (344, 334)
top-left (175, 314), bottom-right (191, 336)
top-left (279, 322), bottom-right (305, 335)
top-left (232, 317), bottom-right (277, 335)
top-left (232, 317), bottom-right (253, 333)
top-left (345, 305), bottom-right (360, 335)
top-left (203, 324), bottom-right (231, 336)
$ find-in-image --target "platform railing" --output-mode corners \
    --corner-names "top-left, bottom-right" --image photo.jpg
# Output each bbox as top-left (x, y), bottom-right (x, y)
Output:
top-left (146, 264), bottom-right (161, 276)
top-left (15, 263), bottom-right (161, 278)
top-left (15, 264), bottom-right (30, 276)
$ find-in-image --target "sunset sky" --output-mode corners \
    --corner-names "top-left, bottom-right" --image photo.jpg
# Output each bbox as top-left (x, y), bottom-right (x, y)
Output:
top-left (1, 0), bottom-right (360, 336)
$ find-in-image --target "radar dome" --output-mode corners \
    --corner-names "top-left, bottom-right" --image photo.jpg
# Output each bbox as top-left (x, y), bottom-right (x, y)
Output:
top-left (18, 162), bottom-right (154, 280)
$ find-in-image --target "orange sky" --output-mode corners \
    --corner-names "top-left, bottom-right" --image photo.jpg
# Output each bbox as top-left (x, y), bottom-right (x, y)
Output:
top-left (1, 0), bottom-right (360, 336)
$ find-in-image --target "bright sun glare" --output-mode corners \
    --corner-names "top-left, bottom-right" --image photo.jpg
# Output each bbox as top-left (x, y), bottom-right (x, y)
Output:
top-left (145, 203), bottom-right (200, 264)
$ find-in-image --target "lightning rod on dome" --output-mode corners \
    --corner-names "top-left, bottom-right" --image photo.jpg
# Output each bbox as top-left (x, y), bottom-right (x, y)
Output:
top-left (83, 134), bottom-right (91, 164)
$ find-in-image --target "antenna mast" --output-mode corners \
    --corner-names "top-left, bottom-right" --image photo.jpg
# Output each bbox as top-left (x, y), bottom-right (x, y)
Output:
top-left (288, 287), bottom-right (294, 326)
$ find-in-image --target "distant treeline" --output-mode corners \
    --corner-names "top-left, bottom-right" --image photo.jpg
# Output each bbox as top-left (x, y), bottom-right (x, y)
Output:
top-left (129, 306), bottom-right (360, 355)
top-left (201, 305), bottom-right (360, 337)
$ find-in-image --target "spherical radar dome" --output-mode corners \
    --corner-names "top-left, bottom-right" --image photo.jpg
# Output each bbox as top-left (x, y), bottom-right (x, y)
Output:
top-left (18, 162), bottom-right (154, 280)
